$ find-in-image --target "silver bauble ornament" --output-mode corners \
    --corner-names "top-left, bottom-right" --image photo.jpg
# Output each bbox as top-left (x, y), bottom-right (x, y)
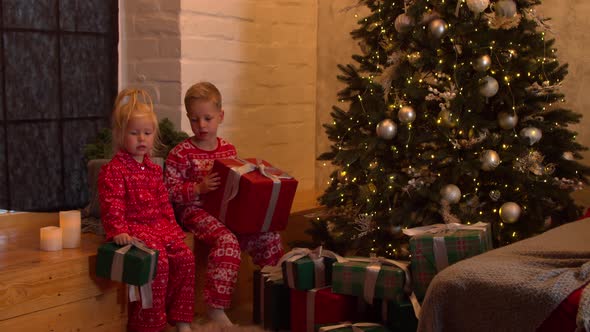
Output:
top-left (438, 110), bottom-right (456, 128)
top-left (398, 106), bottom-right (416, 124)
top-left (376, 119), bottom-right (398, 140)
top-left (494, 0), bottom-right (517, 18)
top-left (466, 0), bottom-right (490, 14)
top-left (473, 54), bottom-right (492, 72)
top-left (497, 112), bottom-right (518, 130)
top-left (481, 149), bottom-right (501, 171)
top-left (520, 127), bottom-right (542, 145)
top-left (499, 202), bottom-right (521, 223)
top-left (428, 18), bottom-right (448, 39)
top-left (479, 76), bottom-right (499, 98)
top-left (394, 13), bottom-right (414, 33)
top-left (562, 151), bottom-right (575, 161)
top-left (440, 184), bottom-right (461, 204)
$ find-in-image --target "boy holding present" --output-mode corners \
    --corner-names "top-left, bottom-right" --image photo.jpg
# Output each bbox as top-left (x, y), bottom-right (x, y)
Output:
top-left (165, 82), bottom-right (284, 326)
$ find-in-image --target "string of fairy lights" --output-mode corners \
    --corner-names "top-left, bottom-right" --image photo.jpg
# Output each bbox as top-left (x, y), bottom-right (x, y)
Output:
top-left (318, 0), bottom-right (584, 256)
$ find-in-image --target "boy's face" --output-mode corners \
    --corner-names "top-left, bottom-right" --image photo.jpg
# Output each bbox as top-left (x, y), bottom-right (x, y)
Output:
top-left (187, 99), bottom-right (224, 145)
top-left (124, 116), bottom-right (155, 162)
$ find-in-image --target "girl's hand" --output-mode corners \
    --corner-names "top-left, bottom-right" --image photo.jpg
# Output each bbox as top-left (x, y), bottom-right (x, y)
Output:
top-left (194, 172), bottom-right (221, 195)
top-left (113, 233), bottom-right (133, 245)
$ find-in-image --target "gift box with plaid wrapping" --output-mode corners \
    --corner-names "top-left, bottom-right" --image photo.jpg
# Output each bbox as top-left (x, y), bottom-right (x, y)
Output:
top-left (282, 255), bottom-right (337, 290)
top-left (404, 222), bottom-right (492, 300)
top-left (331, 258), bottom-right (406, 302)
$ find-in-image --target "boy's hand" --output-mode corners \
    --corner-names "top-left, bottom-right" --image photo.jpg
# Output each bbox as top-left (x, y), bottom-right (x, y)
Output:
top-left (195, 172), bottom-right (221, 195)
top-left (113, 233), bottom-right (133, 245)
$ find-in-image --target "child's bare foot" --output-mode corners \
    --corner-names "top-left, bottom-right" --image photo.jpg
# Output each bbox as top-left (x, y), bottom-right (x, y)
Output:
top-left (207, 307), bottom-right (233, 326)
top-left (176, 322), bottom-right (192, 332)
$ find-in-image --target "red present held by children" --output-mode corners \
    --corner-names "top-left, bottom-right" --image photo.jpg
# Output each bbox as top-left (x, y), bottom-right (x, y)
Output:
top-left (202, 158), bottom-right (298, 234)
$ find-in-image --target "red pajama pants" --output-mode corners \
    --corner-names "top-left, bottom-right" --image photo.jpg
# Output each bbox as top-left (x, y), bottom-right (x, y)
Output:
top-left (127, 239), bottom-right (195, 332)
top-left (183, 208), bottom-right (284, 309)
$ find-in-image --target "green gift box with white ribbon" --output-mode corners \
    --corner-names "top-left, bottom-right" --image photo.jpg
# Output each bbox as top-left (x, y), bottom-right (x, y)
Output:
top-left (96, 241), bottom-right (159, 286)
top-left (403, 222), bottom-right (492, 300)
top-left (276, 247), bottom-right (345, 290)
top-left (96, 241), bottom-right (159, 308)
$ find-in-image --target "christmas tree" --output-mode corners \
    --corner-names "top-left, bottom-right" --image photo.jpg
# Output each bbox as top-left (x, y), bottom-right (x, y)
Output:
top-left (308, 0), bottom-right (590, 259)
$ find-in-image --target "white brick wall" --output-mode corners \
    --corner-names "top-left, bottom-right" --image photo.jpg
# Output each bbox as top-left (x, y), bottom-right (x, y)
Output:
top-left (179, 0), bottom-right (318, 210)
top-left (119, 0), bottom-right (183, 126)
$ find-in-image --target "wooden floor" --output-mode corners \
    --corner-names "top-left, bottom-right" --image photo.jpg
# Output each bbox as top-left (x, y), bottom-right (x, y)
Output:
top-left (0, 208), bottom-right (318, 331)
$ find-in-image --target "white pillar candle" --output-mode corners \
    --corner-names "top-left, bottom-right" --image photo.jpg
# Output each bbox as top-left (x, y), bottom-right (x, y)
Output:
top-left (60, 210), bottom-right (81, 248)
top-left (40, 226), bottom-right (63, 251)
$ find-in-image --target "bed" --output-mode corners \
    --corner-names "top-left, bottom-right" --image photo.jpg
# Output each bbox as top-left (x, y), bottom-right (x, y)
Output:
top-left (417, 218), bottom-right (590, 332)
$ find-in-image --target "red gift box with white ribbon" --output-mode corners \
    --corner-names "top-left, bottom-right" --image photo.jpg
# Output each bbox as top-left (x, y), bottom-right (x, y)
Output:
top-left (202, 158), bottom-right (298, 234)
top-left (290, 287), bottom-right (358, 332)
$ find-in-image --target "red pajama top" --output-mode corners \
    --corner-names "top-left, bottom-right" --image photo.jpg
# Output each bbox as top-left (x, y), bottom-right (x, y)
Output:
top-left (98, 150), bottom-right (185, 243)
top-left (164, 137), bottom-right (237, 220)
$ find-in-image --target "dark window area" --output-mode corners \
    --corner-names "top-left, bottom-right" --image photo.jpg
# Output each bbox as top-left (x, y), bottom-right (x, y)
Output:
top-left (0, 0), bottom-right (118, 211)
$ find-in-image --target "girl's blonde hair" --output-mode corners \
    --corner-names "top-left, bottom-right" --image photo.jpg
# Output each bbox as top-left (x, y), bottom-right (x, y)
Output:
top-left (184, 81), bottom-right (222, 112)
top-left (111, 88), bottom-right (162, 155)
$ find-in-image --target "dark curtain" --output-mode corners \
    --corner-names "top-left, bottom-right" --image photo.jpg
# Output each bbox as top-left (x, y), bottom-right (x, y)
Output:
top-left (0, 0), bottom-right (118, 211)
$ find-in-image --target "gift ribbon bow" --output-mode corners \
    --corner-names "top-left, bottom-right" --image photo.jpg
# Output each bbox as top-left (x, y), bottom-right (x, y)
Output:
top-left (402, 222), bottom-right (491, 272)
top-left (261, 246), bottom-right (346, 288)
top-left (319, 322), bottom-right (383, 332)
top-left (219, 158), bottom-right (293, 232)
top-left (110, 238), bottom-right (157, 309)
top-left (344, 254), bottom-right (421, 319)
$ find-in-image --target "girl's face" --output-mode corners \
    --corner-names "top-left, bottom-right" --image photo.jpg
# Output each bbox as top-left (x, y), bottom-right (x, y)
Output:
top-left (124, 116), bottom-right (155, 162)
top-left (187, 99), bottom-right (224, 148)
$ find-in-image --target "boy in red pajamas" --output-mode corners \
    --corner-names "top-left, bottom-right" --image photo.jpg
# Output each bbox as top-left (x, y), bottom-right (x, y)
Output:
top-left (165, 82), bottom-right (284, 326)
top-left (99, 89), bottom-right (195, 332)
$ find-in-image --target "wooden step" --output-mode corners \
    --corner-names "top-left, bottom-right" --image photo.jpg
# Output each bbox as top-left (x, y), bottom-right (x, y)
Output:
top-left (0, 207), bottom-right (318, 328)
top-left (0, 212), bottom-right (128, 331)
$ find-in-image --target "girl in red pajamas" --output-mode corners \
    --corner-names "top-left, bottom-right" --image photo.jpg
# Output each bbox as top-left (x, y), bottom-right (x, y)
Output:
top-left (98, 88), bottom-right (195, 332)
top-left (165, 82), bottom-right (284, 326)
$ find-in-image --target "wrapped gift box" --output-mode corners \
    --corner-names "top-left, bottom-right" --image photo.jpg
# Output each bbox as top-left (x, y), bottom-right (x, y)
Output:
top-left (404, 222), bottom-right (492, 299)
top-left (318, 322), bottom-right (391, 332)
top-left (283, 256), bottom-right (337, 290)
top-left (363, 298), bottom-right (418, 332)
top-left (96, 242), bottom-right (158, 286)
top-left (253, 270), bottom-right (290, 331)
top-left (331, 258), bottom-right (406, 302)
top-left (202, 158), bottom-right (298, 234)
top-left (290, 287), bottom-right (358, 332)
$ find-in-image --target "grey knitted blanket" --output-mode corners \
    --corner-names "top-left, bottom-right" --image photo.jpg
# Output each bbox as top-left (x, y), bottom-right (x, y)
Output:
top-left (418, 218), bottom-right (590, 332)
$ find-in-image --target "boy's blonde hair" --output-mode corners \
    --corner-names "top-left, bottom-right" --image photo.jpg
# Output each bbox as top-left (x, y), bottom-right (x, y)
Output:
top-left (184, 82), bottom-right (222, 112)
top-left (111, 88), bottom-right (162, 155)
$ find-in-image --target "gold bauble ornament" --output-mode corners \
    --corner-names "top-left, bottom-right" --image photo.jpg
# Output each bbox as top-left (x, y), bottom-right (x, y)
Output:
top-left (440, 184), bottom-right (461, 204)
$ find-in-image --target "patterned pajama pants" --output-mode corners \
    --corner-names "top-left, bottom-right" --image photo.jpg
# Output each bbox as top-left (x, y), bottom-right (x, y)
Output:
top-left (128, 239), bottom-right (195, 332)
top-left (184, 208), bottom-right (284, 309)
